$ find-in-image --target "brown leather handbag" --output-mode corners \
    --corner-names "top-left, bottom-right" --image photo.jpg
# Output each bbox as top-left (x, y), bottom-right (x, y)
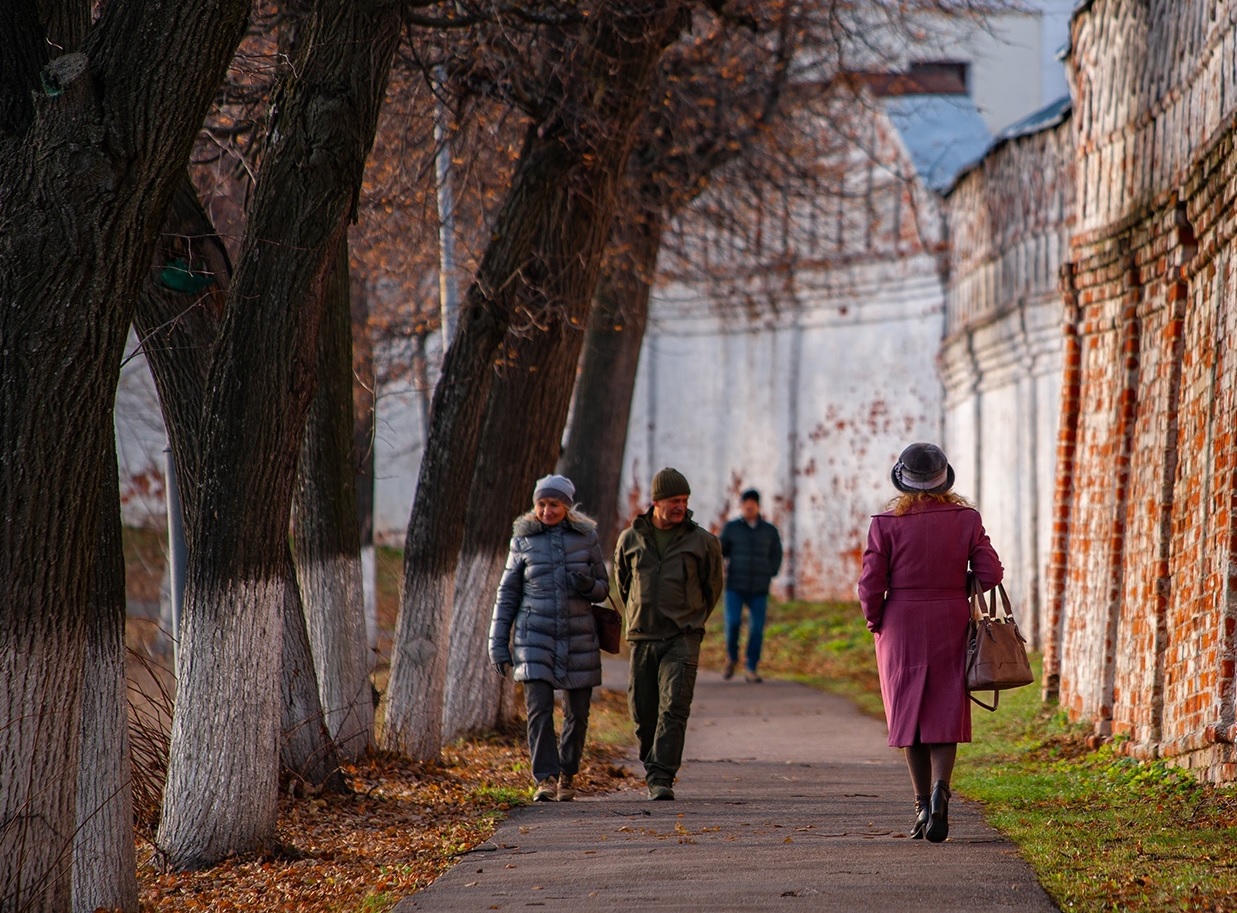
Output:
top-left (965, 580), bottom-right (1034, 711)
top-left (591, 593), bottom-right (623, 654)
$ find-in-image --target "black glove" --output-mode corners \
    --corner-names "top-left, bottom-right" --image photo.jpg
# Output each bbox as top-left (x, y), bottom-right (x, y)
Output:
top-left (493, 661), bottom-right (512, 678)
top-left (570, 571), bottom-right (594, 594)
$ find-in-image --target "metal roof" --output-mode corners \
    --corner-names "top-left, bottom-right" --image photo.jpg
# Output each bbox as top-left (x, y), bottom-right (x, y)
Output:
top-left (881, 93), bottom-right (993, 194)
top-left (941, 94), bottom-right (1073, 194)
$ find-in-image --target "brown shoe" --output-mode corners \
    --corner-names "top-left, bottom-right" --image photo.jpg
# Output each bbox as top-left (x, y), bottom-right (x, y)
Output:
top-left (722, 659), bottom-right (736, 680)
top-left (744, 669), bottom-right (763, 683)
top-left (533, 777), bottom-right (558, 802)
top-left (557, 773), bottom-right (576, 802)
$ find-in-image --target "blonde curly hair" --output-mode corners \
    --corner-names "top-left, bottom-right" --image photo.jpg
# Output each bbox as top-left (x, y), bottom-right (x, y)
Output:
top-left (887, 490), bottom-right (973, 516)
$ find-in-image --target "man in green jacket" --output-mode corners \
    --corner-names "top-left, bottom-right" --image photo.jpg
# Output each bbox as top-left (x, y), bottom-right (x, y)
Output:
top-left (615, 467), bottom-right (724, 800)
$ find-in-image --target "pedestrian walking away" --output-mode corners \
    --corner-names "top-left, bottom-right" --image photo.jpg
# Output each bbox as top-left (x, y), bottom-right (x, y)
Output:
top-left (488, 474), bottom-right (610, 802)
top-left (615, 467), bottom-right (724, 800)
top-left (720, 488), bottom-right (783, 683)
top-left (856, 443), bottom-right (1003, 843)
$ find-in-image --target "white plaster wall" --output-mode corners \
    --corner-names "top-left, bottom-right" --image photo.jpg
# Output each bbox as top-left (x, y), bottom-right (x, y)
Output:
top-left (115, 339), bottom-right (170, 530)
top-left (878, 7), bottom-right (1071, 136)
top-left (625, 258), bottom-right (947, 602)
top-left (940, 302), bottom-right (1063, 648)
top-left (370, 382), bottom-right (424, 545)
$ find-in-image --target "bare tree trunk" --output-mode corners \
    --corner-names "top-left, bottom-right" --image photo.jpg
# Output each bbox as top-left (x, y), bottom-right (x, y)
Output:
top-left (0, 1), bottom-right (249, 906)
top-left (157, 0), bottom-right (402, 869)
top-left (280, 543), bottom-right (349, 792)
top-left (444, 321), bottom-right (593, 739)
top-left (138, 177), bottom-right (348, 789)
top-left (294, 240), bottom-right (374, 761)
top-left (352, 279), bottom-right (379, 659)
top-left (73, 439), bottom-right (139, 913)
top-left (134, 175), bottom-right (229, 498)
top-left (383, 0), bottom-right (691, 759)
top-left (561, 209), bottom-right (664, 555)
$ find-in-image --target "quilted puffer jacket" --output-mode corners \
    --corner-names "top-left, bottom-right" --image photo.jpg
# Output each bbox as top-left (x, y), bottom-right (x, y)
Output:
top-left (488, 512), bottom-right (610, 689)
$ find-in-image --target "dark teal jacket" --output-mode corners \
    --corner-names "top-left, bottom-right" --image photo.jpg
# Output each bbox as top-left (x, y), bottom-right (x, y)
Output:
top-left (720, 516), bottom-right (783, 596)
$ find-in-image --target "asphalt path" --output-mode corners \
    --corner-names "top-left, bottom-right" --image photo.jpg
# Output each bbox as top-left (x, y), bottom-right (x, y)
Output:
top-left (392, 659), bottom-right (1059, 912)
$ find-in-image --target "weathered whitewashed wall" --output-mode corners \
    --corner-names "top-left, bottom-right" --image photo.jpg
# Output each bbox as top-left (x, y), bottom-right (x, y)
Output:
top-left (940, 108), bottom-right (1075, 649)
top-left (622, 92), bottom-right (951, 601)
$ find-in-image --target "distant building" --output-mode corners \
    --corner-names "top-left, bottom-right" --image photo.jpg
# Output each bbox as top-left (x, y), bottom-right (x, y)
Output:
top-left (623, 6), bottom-right (1071, 602)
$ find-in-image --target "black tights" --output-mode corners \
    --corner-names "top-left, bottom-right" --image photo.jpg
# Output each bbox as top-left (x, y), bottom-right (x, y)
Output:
top-left (904, 741), bottom-right (956, 798)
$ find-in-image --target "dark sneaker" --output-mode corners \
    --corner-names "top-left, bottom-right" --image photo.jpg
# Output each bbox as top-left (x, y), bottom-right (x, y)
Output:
top-left (557, 773), bottom-right (576, 802)
top-left (722, 659), bottom-right (736, 680)
top-left (533, 778), bottom-right (558, 802)
top-left (648, 783), bottom-right (675, 801)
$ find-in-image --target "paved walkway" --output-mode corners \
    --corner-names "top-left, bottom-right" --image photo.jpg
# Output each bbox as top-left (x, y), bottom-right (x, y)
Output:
top-left (393, 660), bottom-right (1059, 912)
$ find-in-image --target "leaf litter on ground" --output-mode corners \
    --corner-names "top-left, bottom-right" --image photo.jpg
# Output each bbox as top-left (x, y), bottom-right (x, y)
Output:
top-left (135, 688), bottom-right (634, 913)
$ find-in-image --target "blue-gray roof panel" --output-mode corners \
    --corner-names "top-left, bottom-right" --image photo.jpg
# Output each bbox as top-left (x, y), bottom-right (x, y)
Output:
top-left (881, 93), bottom-right (993, 193)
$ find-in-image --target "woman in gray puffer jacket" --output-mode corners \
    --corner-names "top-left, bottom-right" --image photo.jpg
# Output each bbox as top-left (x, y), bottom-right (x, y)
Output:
top-left (489, 474), bottom-right (610, 802)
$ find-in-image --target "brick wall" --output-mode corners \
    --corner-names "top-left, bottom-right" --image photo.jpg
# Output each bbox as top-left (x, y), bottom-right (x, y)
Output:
top-left (1045, 0), bottom-right (1237, 781)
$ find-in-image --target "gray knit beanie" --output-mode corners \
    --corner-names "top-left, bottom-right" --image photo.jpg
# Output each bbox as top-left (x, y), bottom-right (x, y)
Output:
top-left (533, 474), bottom-right (575, 504)
top-left (651, 467), bottom-right (691, 501)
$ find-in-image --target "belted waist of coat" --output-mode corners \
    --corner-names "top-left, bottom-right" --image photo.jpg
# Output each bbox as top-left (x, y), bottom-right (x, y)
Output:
top-left (885, 587), bottom-right (967, 601)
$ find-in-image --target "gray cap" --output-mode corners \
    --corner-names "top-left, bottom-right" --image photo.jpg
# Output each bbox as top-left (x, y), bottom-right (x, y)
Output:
top-left (891, 443), bottom-right (955, 494)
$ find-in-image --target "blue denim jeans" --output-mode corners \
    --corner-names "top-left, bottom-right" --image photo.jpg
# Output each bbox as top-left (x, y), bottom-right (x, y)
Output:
top-left (724, 589), bottom-right (768, 672)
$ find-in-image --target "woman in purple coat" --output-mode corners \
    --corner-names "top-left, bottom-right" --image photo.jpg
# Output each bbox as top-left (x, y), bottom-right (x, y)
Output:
top-left (857, 443), bottom-right (1002, 843)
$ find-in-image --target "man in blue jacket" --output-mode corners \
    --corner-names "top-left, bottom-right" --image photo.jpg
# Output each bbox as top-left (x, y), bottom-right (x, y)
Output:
top-left (720, 489), bottom-right (783, 682)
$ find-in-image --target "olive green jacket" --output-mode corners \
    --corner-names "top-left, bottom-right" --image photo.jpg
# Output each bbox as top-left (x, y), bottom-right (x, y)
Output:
top-left (614, 508), bottom-right (724, 641)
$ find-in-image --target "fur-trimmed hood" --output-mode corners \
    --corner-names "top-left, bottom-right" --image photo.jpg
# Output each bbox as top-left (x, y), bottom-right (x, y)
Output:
top-left (512, 510), bottom-right (598, 539)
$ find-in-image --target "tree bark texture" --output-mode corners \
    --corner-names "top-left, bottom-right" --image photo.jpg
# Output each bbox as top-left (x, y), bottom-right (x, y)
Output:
top-left (280, 543), bottom-right (349, 792)
top-left (294, 240), bottom-right (375, 761)
top-left (73, 439), bottom-right (139, 913)
top-left (138, 178), bottom-right (347, 789)
top-left (444, 318), bottom-right (600, 739)
top-left (132, 174), bottom-right (231, 514)
top-left (386, 0), bottom-right (690, 756)
top-left (560, 209), bottom-right (664, 556)
top-left (156, 0), bottom-right (402, 869)
top-left (0, 2), bottom-right (249, 907)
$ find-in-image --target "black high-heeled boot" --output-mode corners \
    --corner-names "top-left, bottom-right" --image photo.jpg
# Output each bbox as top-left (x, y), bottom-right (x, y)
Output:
top-left (910, 795), bottom-right (930, 839)
top-left (925, 780), bottom-right (950, 843)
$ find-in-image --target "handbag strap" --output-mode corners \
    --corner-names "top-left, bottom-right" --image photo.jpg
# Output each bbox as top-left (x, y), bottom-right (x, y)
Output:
top-left (970, 579), bottom-right (1015, 625)
top-left (987, 583), bottom-right (1014, 623)
top-left (969, 691), bottom-right (999, 711)
top-left (968, 575), bottom-right (987, 623)
top-left (605, 590), bottom-right (623, 614)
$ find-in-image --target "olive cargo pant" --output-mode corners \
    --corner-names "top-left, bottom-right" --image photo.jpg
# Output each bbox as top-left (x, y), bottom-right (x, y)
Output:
top-left (628, 632), bottom-right (702, 786)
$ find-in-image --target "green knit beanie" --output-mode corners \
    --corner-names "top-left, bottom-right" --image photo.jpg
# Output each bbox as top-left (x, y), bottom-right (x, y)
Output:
top-left (651, 467), bottom-right (691, 501)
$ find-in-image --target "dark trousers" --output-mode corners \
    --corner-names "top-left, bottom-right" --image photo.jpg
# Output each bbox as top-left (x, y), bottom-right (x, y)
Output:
top-left (523, 681), bottom-right (592, 784)
top-left (628, 633), bottom-right (702, 785)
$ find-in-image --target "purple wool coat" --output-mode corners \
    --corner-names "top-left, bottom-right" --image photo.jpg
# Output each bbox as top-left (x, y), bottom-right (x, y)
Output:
top-left (857, 501), bottom-right (1003, 748)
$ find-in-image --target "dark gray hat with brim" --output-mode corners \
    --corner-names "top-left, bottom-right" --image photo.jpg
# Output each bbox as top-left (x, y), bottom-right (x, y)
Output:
top-left (891, 443), bottom-right (955, 494)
